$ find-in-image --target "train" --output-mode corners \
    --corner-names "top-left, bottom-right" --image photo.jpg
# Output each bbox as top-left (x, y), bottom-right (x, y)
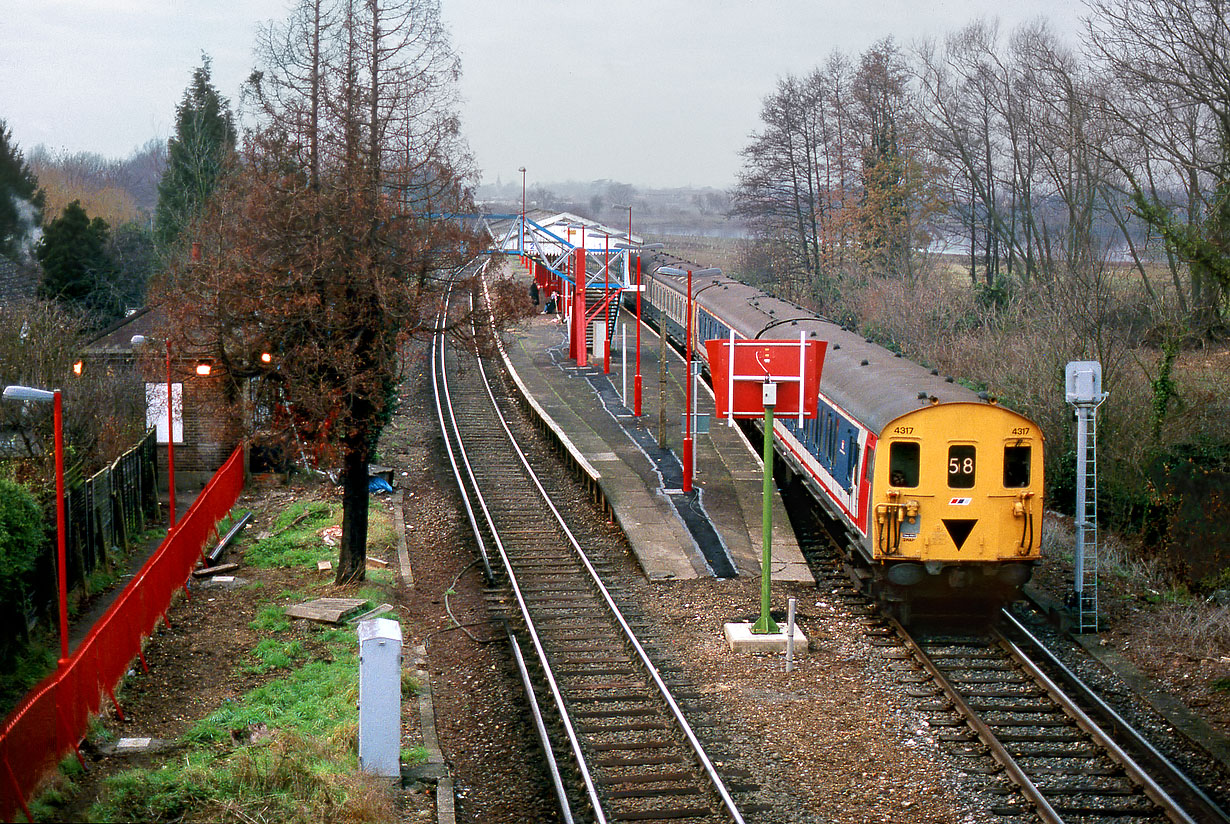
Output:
top-left (627, 251), bottom-right (1044, 620)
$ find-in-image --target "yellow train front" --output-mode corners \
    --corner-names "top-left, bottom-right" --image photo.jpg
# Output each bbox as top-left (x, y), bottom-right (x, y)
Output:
top-left (633, 253), bottom-right (1044, 623)
top-left (871, 401), bottom-right (1043, 619)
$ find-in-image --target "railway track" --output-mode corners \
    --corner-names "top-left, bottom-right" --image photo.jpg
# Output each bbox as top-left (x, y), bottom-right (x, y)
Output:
top-left (431, 261), bottom-right (748, 824)
top-left (778, 478), bottom-right (1227, 824)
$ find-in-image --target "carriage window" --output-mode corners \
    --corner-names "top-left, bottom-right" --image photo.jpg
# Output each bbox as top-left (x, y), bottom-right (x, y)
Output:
top-left (1004, 445), bottom-right (1031, 488)
top-left (888, 442), bottom-right (919, 487)
top-left (948, 445), bottom-right (976, 488)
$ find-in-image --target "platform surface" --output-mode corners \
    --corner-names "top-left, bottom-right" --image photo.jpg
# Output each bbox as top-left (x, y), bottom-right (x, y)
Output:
top-left (499, 264), bottom-right (812, 586)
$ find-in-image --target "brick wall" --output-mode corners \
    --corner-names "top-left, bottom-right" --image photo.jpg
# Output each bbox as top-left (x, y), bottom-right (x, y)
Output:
top-left (149, 367), bottom-right (244, 489)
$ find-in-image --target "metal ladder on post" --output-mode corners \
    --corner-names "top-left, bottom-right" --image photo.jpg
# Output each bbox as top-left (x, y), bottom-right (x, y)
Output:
top-left (1077, 406), bottom-right (1099, 633)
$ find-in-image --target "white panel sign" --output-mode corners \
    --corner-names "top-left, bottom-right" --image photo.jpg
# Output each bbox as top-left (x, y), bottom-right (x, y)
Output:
top-left (145, 382), bottom-right (183, 444)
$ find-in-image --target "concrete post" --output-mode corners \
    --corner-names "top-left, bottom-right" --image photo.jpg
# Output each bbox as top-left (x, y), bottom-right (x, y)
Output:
top-left (358, 617), bottom-right (402, 777)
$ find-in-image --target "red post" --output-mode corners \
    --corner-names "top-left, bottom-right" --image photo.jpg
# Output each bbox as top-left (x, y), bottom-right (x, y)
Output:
top-left (573, 246), bottom-right (587, 366)
top-left (166, 341), bottom-right (176, 527)
top-left (634, 254), bottom-right (643, 416)
top-left (603, 233), bottom-right (611, 374)
top-left (53, 390), bottom-right (68, 665)
top-left (683, 268), bottom-right (694, 493)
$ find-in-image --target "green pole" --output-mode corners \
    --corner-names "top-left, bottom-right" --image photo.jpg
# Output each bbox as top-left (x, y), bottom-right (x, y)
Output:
top-left (752, 401), bottom-right (780, 634)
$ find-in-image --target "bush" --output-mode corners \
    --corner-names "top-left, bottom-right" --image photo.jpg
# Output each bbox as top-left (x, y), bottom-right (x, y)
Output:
top-left (1142, 440), bottom-right (1230, 587)
top-left (0, 478), bottom-right (45, 658)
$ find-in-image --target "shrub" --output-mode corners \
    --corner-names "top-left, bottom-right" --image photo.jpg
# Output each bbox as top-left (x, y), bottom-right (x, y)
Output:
top-left (0, 478), bottom-right (45, 659)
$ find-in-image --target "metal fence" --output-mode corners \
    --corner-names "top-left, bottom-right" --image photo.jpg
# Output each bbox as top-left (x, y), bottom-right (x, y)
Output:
top-left (0, 445), bottom-right (244, 822)
top-left (29, 431), bottom-right (160, 615)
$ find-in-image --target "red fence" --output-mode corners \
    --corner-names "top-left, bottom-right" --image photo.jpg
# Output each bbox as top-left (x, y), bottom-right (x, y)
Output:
top-left (0, 445), bottom-right (245, 823)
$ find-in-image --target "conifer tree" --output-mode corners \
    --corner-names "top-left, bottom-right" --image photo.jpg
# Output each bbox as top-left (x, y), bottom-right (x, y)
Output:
top-left (0, 120), bottom-right (44, 261)
top-left (36, 199), bottom-right (115, 309)
top-left (153, 56), bottom-right (237, 247)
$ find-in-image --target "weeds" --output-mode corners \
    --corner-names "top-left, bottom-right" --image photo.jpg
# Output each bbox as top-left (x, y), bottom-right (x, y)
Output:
top-left (243, 498), bottom-right (396, 571)
top-left (1137, 604), bottom-right (1230, 662)
top-left (243, 639), bottom-right (307, 674)
top-left (88, 618), bottom-right (397, 824)
top-left (187, 648), bottom-right (359, 745)
top-left (249, 606), bottom-right (290, 634)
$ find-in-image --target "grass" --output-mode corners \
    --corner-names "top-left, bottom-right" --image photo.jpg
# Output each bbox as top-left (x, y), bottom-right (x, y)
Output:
top-left (243, 639), bottom-right (308, 674)
top-left (86, 616), bottom-right (397, 823)
top-left (37, 490), bottom-right (411, 823)
top-left (243, 498), bottom-right (397, 570)
top-left (249, 605), bottom-right (291, 634)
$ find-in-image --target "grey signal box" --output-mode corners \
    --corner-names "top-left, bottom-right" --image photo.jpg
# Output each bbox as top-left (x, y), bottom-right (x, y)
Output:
top-left (358, 617), bottom-right (402, 777)
top-left (1065, 361), bottom-right (1104, 406)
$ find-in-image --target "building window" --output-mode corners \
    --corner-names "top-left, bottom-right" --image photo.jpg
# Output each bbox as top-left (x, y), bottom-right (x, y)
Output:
top-left (146, 382), bottom-right (183, 444)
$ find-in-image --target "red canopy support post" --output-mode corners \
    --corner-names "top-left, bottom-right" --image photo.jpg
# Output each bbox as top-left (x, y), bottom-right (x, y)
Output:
top-left (682, 268), bottom-right (694, 493)
top-left (573, 246), bottom-right (587, 366)
top-left (603, 234), bottom-right (611, 374)
top-left (634, 254), bottom-right (643, 416)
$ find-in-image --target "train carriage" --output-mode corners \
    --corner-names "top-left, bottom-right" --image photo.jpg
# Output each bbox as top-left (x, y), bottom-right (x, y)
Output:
top-left (631, 254), bottom-right (1043, 617)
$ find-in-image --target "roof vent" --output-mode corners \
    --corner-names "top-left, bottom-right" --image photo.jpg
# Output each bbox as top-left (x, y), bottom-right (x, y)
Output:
top-left (918, 391), bottom-right (928, 400)
top-left (832, 343), bottom-right (840, 349)
top-left (945, 376), bottom-right (955, 383)
top-left (860, 359), bottom-right (869, 366)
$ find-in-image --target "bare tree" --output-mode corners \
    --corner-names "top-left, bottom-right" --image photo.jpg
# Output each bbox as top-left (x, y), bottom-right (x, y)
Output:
top-left (166, 0), bottom-right (477, 584)
top-left (1087, 0), bottom-right (1230, 333)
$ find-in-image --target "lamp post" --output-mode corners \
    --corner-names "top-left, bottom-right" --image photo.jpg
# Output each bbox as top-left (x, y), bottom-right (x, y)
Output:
top-left (659, 266), bottom-right (720, 493)
top-left (518, 166), bottom-right (526, 255)
top-left (132, 335), bottom-right (177, 527)
top-left (616, 240), bottom-right (664, 417)
top-left (3, 385), bottom-right (69, 664)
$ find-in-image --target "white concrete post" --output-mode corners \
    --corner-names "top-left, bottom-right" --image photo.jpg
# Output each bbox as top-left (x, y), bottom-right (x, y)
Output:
top-left (358, 617), bottom-right (403, 777)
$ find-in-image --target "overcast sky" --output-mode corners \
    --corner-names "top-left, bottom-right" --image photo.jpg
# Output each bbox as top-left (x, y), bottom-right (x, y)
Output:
top-left (1, 1), bottom-right (1088, 190)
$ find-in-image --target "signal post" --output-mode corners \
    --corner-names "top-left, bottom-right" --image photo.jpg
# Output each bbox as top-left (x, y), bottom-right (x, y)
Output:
top-left (707, 334), bottom-right (826, 651)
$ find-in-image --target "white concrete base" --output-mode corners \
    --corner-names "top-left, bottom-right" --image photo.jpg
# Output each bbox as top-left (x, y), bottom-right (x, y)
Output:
top-left (723, 622), bottom-right (808, 654)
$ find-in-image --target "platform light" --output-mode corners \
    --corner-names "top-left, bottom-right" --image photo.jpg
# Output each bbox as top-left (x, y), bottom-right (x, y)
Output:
top-left (195, 362), bottom-right (212, 377)
top-left (72, 361), bottom-right (83, 377)
top-left (260, 352), bottom-right (272, 364)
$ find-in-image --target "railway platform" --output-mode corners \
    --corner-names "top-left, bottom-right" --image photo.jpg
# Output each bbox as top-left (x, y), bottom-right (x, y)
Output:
top-left (498, 276), bottom-right (813, 585)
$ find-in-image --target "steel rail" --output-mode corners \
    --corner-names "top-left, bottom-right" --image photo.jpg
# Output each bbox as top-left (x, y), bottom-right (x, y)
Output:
top-left (479, 275), bottom-right (748, 824)
top-left (506, 626), bottom-right (577, 824)
top-left (431, 261), bottom-right (495, 583)
top-left (995, 613), bottom-right (1201, 824)
top-left (437, 283), bottom-right (609, 823)
top-left (1000, 610), bottom-right (1226, 822)
top-left (884, 616), bottom-right (1064, 824)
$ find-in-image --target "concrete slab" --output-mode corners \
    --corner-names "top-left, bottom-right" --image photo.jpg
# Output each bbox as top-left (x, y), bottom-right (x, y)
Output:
top-left (286, 597), bottom-right (367, 624)
top-left (197, 575), bottom-right (248, 589)
top-left (100, 737), bottom-right (173, 756)
top-left (724, 621), bottom-right (809, 655)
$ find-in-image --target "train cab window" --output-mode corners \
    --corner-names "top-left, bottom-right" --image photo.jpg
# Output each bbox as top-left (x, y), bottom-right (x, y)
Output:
top-left (888, 442), bottom-right (919, 487)
top-left (1004, 445), bottom-right (1031, 488)
top-left (948, 445), bottom-right (976, 488)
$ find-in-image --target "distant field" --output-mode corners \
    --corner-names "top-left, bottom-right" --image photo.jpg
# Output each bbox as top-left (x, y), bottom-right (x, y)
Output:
top-left (651, 234), bottom-right (744, 276)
